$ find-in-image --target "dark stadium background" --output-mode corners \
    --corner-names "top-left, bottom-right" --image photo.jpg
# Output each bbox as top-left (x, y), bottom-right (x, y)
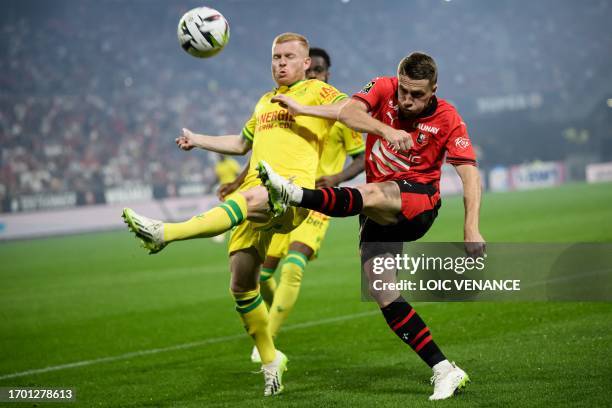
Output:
top-left (0, 1), bottom-right (610, 406)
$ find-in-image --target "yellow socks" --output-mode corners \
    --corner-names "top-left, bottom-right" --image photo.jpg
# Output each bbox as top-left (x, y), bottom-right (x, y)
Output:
top-left (259, 267), bottom-right (278, 307)
top-left (269, 250), bottom-right (307, 338)
top-left (163, 194), bottom-right (247, 242)
top-left (233, 288), bottom-right (276, 364)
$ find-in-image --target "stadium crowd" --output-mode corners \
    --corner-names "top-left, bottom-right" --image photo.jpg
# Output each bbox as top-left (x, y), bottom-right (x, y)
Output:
top-left (1, 0), bottom-right (610, 205)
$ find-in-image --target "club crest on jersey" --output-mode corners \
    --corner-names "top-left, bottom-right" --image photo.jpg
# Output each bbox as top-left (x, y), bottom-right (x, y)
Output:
top-left (360, 80), bottom-right (375, 94)
top-left (455, 137), bottom-right (471, 149)
top-left (387, 100), bottom-right (399, 111)
top-left (417, 132), bottom-right (428, 145)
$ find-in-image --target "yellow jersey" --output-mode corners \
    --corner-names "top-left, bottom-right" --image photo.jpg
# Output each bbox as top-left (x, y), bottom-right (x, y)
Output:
top-left (215, 157), bottom-right (241, 184)
top-left (317, 121), bottom-right (364, 178)
top-left (240, 79), bottom-right (347, 189)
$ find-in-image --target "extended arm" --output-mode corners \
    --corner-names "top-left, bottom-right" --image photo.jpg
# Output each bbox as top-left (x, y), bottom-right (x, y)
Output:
top-left (316, 153), bottom-right (365, 188)
top-left (176, 128), bottom-right (251, 155)
top-left (271, 96), bottom-right (413, 151)
top-left (454, 164), bottom-right (486, 256)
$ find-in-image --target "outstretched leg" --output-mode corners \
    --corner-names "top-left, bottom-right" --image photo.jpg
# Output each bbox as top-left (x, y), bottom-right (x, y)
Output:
top-left (258, 160), bottom-right (401, 225)
top-left (123, 186), bottom-right (271, 254)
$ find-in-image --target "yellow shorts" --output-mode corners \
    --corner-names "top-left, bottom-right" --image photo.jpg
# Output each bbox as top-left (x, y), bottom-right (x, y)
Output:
top-left (266, 210), bottom-right (331, 259)
top-left (228, 207), bottom-right (310, 260)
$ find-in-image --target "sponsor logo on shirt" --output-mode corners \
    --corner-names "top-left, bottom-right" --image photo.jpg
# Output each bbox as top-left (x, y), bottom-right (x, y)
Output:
top-left (455, 137), bottom-right (471, 149)
top-left (416, 123), bottom-right (440, 134)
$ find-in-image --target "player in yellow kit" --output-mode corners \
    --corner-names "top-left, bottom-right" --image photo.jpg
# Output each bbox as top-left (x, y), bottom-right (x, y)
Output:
top-left (218, 48), bottom-right (365, 363)
top-left (215, 154), bottom-right (241, 185)
top-left (121, 33), bottom-right (347, 397)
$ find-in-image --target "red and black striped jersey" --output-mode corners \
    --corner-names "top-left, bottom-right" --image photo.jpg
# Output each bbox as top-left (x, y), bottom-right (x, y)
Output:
top-left (352, 76), bottom-right (476, 187)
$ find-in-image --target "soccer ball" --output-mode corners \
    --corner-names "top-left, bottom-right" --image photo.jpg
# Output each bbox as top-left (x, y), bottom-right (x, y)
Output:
top-left (177, 7), bottom-right (230, 58)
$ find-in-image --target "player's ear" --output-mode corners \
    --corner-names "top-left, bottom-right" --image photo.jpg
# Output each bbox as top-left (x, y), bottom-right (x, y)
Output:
top-left (304, 56), bottom-right (311, 71)
top-left (431, 83), bottom-right (438, 95)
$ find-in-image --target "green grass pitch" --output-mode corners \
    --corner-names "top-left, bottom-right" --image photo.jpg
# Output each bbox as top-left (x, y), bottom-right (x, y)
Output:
top-left (1, 182), bottom-right (611, 407)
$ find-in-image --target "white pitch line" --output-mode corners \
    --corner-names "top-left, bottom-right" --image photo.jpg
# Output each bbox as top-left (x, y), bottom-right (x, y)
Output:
top-left (0, 310), bottom-right (380, 381)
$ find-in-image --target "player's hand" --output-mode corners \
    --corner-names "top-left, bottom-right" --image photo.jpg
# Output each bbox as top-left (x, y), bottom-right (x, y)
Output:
top-left (175, 128), bottom-right (196, 151)
top-left (271, 94), bottom-right (304, 116)
top-left (382, 128), bottom-right (414, 152)
top-left (217, 182), bottom-right (240, 201)
top-left (316, 174), bottom-right (341, 188)
top-left (464, 230), bottom-right (486, 258)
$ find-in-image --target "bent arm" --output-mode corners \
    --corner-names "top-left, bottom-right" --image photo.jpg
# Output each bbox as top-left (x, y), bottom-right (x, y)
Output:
top-left (273, 95), bottom-right (412, 151)
top-left (300, 99), bottom-right (392, 137)
top-left (316, 153), bottom-right (365, 188)
top-left (335, 152), bottom-right (365, 183)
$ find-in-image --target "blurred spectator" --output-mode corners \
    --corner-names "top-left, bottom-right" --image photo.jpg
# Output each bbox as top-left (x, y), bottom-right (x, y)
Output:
top-left (0, 0), bottom-right (610, 204)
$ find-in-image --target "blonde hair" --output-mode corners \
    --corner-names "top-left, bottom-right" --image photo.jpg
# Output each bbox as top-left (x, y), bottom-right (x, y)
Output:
top-left (272, 32), bottom-right (310, 53)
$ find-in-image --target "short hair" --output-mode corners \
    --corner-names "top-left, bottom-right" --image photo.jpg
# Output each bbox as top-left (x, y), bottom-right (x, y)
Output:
top-left (272, 32), bottom-right (309, 52)
top-left (309, 47), bottom-right (331, 68)
top-left (397, 52), bottom-right (438, 85)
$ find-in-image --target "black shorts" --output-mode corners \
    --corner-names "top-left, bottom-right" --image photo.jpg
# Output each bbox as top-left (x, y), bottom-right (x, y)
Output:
top-left (359, 180), bottom-right (441, 260)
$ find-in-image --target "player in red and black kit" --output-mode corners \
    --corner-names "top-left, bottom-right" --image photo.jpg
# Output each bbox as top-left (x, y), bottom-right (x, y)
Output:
top-left (259, 52), bottom-right (485, 400)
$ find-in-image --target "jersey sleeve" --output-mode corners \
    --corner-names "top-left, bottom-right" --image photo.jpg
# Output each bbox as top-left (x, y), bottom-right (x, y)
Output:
top-left (444, 112), bottom-right (477, 166)
top-left (352, 77), bottom-right (389, 112)
top-left (240, 109), bottom-right (256, 142)
top-left (338, 122), bottom-right (365, 157)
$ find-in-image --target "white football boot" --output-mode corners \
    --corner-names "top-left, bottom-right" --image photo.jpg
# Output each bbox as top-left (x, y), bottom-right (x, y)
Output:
top-left (122, 208), bottom-right (166, 254)
top-left (262, 350), bottom-right (288, 396)
top-left (256, 160), bottom-right (302, 216)
top-left (429, 360), bottom-right (470, 400)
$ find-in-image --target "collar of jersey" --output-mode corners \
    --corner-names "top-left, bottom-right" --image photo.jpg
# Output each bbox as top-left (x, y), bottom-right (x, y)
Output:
top-left (275, 79), bottom-right (306, 93)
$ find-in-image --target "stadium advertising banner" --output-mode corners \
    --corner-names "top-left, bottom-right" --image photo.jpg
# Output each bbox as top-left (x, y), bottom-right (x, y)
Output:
top-left (509, 161), bottom-right (565, 190)
top-left (488, 166), bottom-right (510, 192)
top-left (0, 195), bottom-right (217, 240)
top-left (439, 164), bottom-right (464, 196)
top-left (586, 162), bottom-right (612, 183)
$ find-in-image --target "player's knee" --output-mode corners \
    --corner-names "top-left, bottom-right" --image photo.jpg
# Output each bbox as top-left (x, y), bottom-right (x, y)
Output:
top-left (357, 184), bottom-right (384, 210)
top-left (241, 186), bottom-right (267, 210)
top-left (288, 242), bottom-right (314, 260)
top-left (230, 281), bottom-right (254, 293)
top-left (366, 282), bottom-right (399, 307)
